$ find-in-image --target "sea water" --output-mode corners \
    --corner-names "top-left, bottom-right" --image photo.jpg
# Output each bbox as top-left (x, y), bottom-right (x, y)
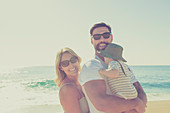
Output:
top-left (0, 65), bottom-right (170, 112)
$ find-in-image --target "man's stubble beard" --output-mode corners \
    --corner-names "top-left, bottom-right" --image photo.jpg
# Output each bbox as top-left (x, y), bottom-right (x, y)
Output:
top-left (96, 42), bottom-right (109, 51)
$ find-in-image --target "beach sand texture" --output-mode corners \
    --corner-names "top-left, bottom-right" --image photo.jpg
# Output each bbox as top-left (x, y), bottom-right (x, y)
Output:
top-left (2, 100), bottom-right (170, 113)
top-left (146, 100), bottom-right (170, 113)
top-left (3, 105), bottom-right (63, 113)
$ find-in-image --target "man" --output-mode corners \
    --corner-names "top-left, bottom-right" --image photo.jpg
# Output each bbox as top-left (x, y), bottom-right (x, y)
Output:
top-left (79, 22), bottom-right (147, 113)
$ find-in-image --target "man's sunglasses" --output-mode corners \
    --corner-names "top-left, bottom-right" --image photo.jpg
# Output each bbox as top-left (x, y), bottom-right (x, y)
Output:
top-left (60, 56), bottom-right (78, 67)
top-left (92, 32), bottom-right (111, 40)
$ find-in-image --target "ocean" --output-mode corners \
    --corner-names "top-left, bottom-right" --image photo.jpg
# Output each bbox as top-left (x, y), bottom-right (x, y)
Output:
top-left (0, 65), bottom-right (170, 112)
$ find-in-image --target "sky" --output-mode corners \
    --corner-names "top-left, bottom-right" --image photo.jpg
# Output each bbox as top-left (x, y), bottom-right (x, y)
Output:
top-left (0, 0), bottom-right (170, 69)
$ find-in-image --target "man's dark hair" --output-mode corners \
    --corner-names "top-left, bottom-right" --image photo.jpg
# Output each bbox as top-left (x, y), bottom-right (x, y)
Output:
top-left (90, 22), bottom-right (111, 35)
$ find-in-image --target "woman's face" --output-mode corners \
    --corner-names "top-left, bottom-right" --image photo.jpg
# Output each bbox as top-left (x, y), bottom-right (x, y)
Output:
top-left (60, 52), bottom-right (80, 78)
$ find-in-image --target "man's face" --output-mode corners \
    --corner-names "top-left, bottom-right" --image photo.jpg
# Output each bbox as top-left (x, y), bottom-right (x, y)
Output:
top-left (91, 27), bottom-right (113, 51)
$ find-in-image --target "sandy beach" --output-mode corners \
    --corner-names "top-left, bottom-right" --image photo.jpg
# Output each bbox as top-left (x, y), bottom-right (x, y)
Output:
top-left (2, 100), bottom-right (169, 113)
top-left (3, 104), bottom-right (64, 113)
top-left (146, 100), bottom-right (170, 113)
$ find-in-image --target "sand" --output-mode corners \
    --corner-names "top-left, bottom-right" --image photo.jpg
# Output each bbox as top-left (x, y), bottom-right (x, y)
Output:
top-left (2, 100), bottom-right (170, 113)
top-left (3, 104), bottom-right (64, 113)
top-left (146, 100), bottom-right (170, 113)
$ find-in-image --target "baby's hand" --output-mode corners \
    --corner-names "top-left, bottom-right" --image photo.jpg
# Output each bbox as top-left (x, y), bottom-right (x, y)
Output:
top-left (99, 68), bottom-right (105, 74)
top-left (98, 68), bottom-right (105, 78)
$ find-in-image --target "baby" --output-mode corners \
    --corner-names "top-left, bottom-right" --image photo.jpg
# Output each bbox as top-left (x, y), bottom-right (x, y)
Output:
top-left (98, 43), bottom-right (138, 100)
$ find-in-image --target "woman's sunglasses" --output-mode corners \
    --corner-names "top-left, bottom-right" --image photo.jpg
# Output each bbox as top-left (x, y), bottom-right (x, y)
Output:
top-left (92, 32), bottom-right (111, 40)
top-left (60, 56), bottom-right (78, 67)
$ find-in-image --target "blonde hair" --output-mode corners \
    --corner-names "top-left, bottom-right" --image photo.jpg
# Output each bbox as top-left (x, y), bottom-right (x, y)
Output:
top-left (54, 47), bottom-right (81, 87)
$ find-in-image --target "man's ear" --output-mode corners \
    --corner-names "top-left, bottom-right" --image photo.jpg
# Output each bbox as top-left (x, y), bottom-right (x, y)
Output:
top-left (111, 34), bottom-right (113, 42)
top-left (91, 38), bottom-right (93, 44)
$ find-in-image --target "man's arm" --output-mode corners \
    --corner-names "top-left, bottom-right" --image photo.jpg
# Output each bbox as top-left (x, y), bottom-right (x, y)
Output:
top-left (83, 80), bottom-right (145, 113)
top-left (133, 81), bottom-right (147, 106)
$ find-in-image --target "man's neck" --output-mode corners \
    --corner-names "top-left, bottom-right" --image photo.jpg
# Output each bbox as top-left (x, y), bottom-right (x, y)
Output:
top-left (96, 52), bottom-right (105, 62)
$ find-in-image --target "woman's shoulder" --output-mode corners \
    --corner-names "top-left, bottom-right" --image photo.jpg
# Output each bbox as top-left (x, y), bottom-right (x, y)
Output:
top-left (59, 83), bottom-right (82, 107)
top-left (59, 83), bottom-right (81, 98)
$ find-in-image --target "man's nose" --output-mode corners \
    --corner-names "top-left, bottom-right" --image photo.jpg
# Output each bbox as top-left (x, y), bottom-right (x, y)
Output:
top-left (100, 36), bottom-right (105, 41)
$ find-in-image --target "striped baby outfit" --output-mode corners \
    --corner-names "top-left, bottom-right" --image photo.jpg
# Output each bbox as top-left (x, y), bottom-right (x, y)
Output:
top-left (104, 60), bottom-right (138, 99)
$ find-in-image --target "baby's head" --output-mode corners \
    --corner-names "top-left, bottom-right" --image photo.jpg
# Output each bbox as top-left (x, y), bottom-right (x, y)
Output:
top-left (99, 43), bottom-right (127, 63)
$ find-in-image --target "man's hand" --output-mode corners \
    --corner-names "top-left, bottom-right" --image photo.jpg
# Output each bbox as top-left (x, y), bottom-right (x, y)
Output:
top-left (133, 82), bottom-right (147, 107)
top-left (123, 109), bottom-right (137, 113)
top-left (135, 98), bottom-right (146, 113)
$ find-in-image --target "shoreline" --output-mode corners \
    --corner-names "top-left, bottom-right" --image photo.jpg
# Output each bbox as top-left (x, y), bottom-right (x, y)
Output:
top-left (2, 100), bottom-right (170, 113)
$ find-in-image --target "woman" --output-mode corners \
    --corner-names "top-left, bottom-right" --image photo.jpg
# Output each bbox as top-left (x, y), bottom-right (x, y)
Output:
top-left (54, 47), bottom-right (89, 113)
